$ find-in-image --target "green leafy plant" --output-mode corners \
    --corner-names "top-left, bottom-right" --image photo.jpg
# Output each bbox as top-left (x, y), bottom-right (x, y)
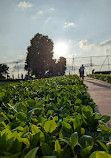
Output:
top-left (0, 75), bottom-right (111, 157)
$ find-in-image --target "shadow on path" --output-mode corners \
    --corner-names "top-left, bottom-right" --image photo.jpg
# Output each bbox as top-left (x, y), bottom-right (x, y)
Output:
top-left (85, 78), bottom-right (111, 89)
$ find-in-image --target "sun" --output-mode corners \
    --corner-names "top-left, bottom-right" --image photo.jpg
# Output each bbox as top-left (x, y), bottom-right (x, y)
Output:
top-left (54, 42), bottom-right (68, 58)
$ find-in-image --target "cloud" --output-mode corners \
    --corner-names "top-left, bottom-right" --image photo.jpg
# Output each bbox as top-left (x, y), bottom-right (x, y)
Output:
top-left (78, 39), bottom-right (110, 60)
top-left (37, 10), bottom-right (44, 15)
top-left (17, 1), bottom-right (33, 10)
top-left (0, 56), bottom-right (10, 64)
top-left (31, 8), bottom-right (55, 20)
top-left (100, 39), bottom-right (111, 46)
top-left (48, 8), bottom-right (55, 12)
top-left (79, 40), bottom-right (96, 51)
top-left (45, 17), bottom-right (52, 23)
top-left (31, 10), bottom-right (44, 20)
top-left (64, 22), bottom-right (77, 28)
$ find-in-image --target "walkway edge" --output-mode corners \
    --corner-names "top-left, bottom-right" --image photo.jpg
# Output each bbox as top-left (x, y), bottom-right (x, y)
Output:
top-left (87, 77), bottom-right (111, 87)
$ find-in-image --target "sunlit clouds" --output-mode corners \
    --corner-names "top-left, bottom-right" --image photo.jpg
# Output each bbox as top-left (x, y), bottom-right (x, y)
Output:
top-left (79, 40), bottom-right (96, 51)
top-left (17, 1), bottom-right (33, 10)
top-left (100, 39), bottom-right (111, 46)
top-left (48, 8), bottom-right (55, 13)
top-left (78, 39), bottom-right (109, 57)
top-left (78, 39), bottom-right (111, 56)
top-left (64, 22), bottom-right (77, 28)
top-left (31, 8), bottom-right (55, 20)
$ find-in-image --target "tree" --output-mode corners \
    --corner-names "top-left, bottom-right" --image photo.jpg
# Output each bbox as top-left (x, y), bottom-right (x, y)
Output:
top-left (48, 59), bottom-right (57, 76)
top-left (56, 57), bottom-right (66, 75)
top-left (25, 33), bottom-right (54, 78)
top-left (48, 57), bottom-right (66, 76)
top-left (0, 64), bottom-right (9, 79)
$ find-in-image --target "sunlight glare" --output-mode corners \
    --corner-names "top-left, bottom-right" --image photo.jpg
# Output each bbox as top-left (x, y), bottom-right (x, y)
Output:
top-left (54, 42), bottom-right (68, 58)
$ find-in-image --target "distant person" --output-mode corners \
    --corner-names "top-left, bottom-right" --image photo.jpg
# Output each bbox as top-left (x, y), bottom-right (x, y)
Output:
top-left (58, 72), bottom-right (61, 76)
top-left (12, 74), bottom-right (14, 80)
top-left (25, 74), bottom-right (30, 81)
top-left (79, 64), bottom-right (85, 80)
top-left (92, 69), bottom-right (95, 74)
top-left (21, 73), bottom-right (23, 79)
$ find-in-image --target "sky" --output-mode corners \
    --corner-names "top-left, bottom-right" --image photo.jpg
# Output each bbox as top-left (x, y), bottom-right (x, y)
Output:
top-left (0, 0), bottom-right (111, 75)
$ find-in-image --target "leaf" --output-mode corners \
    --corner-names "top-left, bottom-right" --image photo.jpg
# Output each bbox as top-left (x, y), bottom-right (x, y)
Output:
top-left (0, 132), bottom-right (7, 152)
top-left (0, 91), bottom-right (5, 98)
top-left (100, 115), bottom-right (110, 123)
top-left (27, 99), bottom-right (35, 107)
top-left (80, 145), bottom-right (93, 158)
top-left (70, 132), bottom-right (78, 149)
top-left (44, 120), bottom-right (56, 133)
top-left (41, 143), bottom-right (51, 156)
top-left (59, 137), bottom-right (70, 145)
top-left (82, 106), bottom-right (93, 119)
top-left (89, 151), bottom-right (111, 158)
top-left (16, 112), bottom-right (27, 122)
top-left (59, 129), bottom-right (63, 138)
top-left (28, 108), bottom-right (40, 113)
top-left (24, 147), bottom-right (39, 158)
top-left (99, 124), bottom-right (111, 134)
top-left (0, 91), bottom-right (5, 102)
top-left (106, 142), bottom-right (111, 153)
top-left (16, 103), bottom-right (27, 113)
top-left (97, 140), bottom-right (108, 152)
top-left (60, 145), bottom-right (72, 158)
top-left (31, 125), bottom-right (40, 134)
top-left (29, 133), bottom-right (40, 148)
top-left (9, 138), bottom-right (22, 153)
top-left (75, 99), bottom-right (82, 105)
top-left (62, 121), bottom-right (72, 132)
top-left (21, 138), bottom-right (30, 148)
top-left (79, 135), bottom-right (93, 148)
top-left (81, 128), bottom-right (85, 135)
top-left (16, 126), bottom-right (24, 131)
top-left (53, 116), bottom-right (58, 122)
top-left (31, 125), bottom-right (45, 142)
top-left (73, 115), bottom-right (81, 131)
top-left (0, 112), bottom-right (10, 122)
top-left (55, 140), bottom-right (61, 152)
top-left (46, 94), bottom-right (50, 103)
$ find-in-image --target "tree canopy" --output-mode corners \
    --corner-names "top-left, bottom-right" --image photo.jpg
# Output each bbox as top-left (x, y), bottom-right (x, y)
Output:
top-left (25, 33), bottom-right (66, 78)
top-left (25, 33), bottom-right (54, 78)
top-left (0, 64), bottom-right (9, 79)
top-left (56, 57), bottom-right (66, 75)
top-left (49, 57), bottom-right (66, 76)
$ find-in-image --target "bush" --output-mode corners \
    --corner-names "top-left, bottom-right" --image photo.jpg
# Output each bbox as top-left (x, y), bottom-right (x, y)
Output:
top-left (87, 74), bottom-right (111, 84)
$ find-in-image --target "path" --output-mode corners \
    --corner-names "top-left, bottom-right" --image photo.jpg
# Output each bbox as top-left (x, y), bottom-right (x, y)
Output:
top-left (84, 77), bottom-right (111, 126)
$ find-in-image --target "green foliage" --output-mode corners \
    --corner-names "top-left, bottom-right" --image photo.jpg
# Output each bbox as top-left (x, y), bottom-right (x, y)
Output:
top-left (0, 64), bottom-right (9, 79)
top-left (88, 74), bottom-right (111, 84)
top-left (0, 75), bottom-right (111, 157)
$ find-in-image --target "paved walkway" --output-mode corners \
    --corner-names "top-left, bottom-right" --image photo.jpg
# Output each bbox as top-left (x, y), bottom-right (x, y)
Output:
top-left (84, 77), bottom-right (111, 126)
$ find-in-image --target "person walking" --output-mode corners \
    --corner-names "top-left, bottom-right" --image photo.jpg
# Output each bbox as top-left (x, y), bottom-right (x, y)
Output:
top-left (79, 64), bottom-right (85, 80)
